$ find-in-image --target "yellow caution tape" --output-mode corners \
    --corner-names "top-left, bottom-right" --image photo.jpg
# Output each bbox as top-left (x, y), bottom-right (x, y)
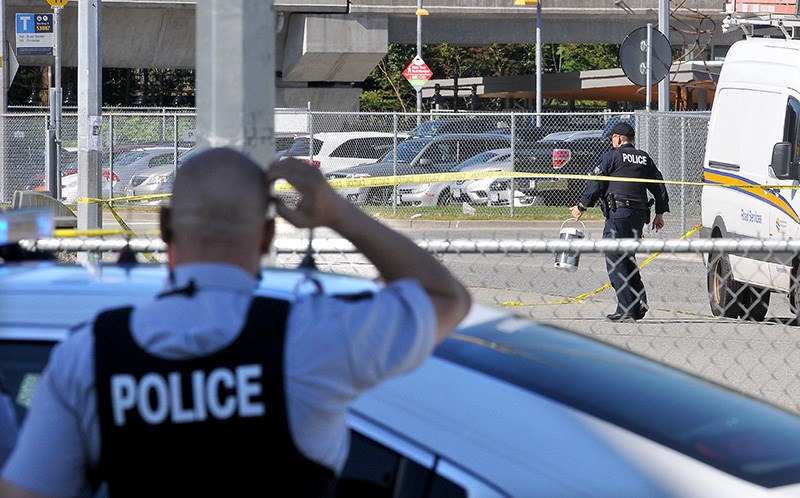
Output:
top-left (73, 172), bottom-right (788, 196)
top-left (54, 228), bottom-right (161, 237)
top-left (77, 193), bottom-right (171, 204)
top-left (65, 197), bottom-right (163, 263)
top-left (272, 171), bottom-right (793, 191)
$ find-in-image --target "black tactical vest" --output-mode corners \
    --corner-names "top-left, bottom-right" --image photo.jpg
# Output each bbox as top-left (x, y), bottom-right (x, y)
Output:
top-left (604, 145), bottom-right (652, 203)
top-left (93, 297), bottom-right (336, 497)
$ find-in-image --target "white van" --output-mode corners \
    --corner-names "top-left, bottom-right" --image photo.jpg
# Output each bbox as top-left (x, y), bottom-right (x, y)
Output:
top-left (701, 29), bottom-right (800, 323)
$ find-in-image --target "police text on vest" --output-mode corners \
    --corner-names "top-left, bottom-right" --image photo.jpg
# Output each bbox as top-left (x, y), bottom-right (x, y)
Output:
top-left (622, 153), bottom-right (647, 164)
top-left (110, 365), bottom-right (265, 425)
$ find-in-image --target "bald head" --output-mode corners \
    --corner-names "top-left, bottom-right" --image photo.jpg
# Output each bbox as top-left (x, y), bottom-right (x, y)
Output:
top-left (170, 147), bottom-right (269, 241)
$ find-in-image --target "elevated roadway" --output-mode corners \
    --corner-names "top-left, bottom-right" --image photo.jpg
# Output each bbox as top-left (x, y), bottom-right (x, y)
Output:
top-left (5, 0), bottom-right (735, 110)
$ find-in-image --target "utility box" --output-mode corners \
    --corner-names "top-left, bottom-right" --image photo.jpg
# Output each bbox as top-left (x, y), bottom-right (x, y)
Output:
top-left (725, 0), bottom-right (800, 15)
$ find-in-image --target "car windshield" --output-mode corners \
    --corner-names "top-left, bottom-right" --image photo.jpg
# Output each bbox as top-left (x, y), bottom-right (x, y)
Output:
top-left (380, 139), bottom-right (429, 163)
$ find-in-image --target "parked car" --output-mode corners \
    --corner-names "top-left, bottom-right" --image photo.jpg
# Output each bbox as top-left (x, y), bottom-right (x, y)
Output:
top-left (4, 208), bottom-right (800, 497)
top-left (59, 170), bottom-right (115, 204)
top-left (326, 133), bottom-right (513, 205)
top-left (486, 128), bottom-right (611, 207)
top-left (58, 146), bottom-right (189, 204)
top-left (398, 147), bottom-right (518, 207)
top-left (406, 116), bottom-right (505, 138)
top-left (22, 148), bottom-right (79, 192)
top-left (450, 148), bottom-right (540, 206)
top-left (280, 132), bottom-right (406, 174)
top-left (123, 163), bottom-right (180, 204)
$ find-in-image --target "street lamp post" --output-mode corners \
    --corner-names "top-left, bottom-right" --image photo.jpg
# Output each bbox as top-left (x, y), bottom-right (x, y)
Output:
top-left (515, 0), bottom-right (542, 126)
top-left (416, 0), bottom-right (428, 124)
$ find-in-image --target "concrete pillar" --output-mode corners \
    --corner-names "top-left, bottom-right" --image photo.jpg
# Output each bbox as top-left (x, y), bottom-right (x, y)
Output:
top-left (0, 0), bottom-right (7, 202)
top-left (77, 0), bottom-right (102, 230)
top-left (195, 0), bottom-right (275, 167)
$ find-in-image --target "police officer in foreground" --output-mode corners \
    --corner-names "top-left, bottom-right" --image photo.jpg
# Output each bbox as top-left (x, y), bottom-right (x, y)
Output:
top-left (0, 148), bottom-right (471, 497)
top-left (570, 121), bottom-right (669, 322)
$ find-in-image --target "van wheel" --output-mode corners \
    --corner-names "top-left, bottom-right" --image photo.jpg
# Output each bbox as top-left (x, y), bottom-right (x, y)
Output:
top-left (739, 285), bottom-right (770, 321)
top-left (790, 265), bottom-right (800, 325)
top-left (708, 252), bottom-right (743, 318)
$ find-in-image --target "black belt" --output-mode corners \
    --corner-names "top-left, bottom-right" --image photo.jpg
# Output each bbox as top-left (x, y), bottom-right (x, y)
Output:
top-left (614, 199), bottom-right (649, 210)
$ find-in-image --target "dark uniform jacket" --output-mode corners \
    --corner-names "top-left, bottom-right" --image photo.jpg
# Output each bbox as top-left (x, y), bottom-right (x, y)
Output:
top-left (93, 297), bottom-right (336, 498)
top-left (579, 143), bottom-right (670, 215)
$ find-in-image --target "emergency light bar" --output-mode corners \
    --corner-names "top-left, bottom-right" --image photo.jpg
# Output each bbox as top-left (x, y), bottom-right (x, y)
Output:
top-left (0, 208), bottom-right (55, 246)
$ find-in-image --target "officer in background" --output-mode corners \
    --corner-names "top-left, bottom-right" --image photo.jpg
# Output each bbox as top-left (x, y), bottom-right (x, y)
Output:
top-left (570, 121), bottom-right (669, 322)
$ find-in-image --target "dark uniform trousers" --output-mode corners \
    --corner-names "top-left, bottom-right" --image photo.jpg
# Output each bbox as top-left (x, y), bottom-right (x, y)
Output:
top-left (603, 206), bottom-right (648, 316)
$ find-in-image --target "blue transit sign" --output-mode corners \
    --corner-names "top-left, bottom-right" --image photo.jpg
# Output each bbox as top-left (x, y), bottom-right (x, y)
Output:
top-left (16, 13), bottom-right (54, 56)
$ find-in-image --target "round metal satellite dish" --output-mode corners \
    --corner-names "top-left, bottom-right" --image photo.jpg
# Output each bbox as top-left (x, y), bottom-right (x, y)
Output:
top-left (620, 26), bottom-right (671, 87)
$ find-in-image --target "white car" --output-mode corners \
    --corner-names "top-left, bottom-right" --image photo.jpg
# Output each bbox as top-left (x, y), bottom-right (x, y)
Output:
top-left (281, 132), bottom-right (406, 175)
top-left (450, 148), bottom-right (539, 206)
top-left (4, 209), bottom-right (800, 497)
top-left (399, 148), bottom-right (514, 207)
top-left (59, 147), bottom-right (189, 203)
top-left (487, 177), bottom-right (538, 207)
top-left (59, 170), bottom-right (114, 204)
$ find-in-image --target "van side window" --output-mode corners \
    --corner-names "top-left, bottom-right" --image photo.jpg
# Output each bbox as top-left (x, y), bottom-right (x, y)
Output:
top-left (784, 98), bottom-right (800, 162)
top-left (338, 431), bottom-right (467, 498)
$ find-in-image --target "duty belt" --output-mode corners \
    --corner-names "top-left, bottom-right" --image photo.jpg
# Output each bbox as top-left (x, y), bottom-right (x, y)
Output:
top-left (614, 199), bottom-right (649, 210)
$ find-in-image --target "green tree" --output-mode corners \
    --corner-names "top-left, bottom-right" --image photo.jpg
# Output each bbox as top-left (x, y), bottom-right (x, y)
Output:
top-left (359, 43), bottom-right (621, 112)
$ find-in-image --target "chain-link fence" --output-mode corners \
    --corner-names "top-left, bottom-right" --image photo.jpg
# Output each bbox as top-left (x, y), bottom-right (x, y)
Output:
top-left (0, 110), bottom-right (196, 204)
top-left (0, 108), bottom-right (708, 240)
top-left (284, 109), bottom-right (707, 239)
top-left (24, 231), bottom-right (800, 416)
top-left (18, 107), bottom-right (800, 414)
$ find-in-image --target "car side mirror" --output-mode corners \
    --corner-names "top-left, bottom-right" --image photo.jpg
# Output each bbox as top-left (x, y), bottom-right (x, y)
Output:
top-left (770, 142), bottom-right (796, 180)
top-left (417, 158), bottom-right (432, 167)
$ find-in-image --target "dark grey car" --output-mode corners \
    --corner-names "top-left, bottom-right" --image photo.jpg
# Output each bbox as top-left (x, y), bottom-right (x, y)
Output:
top-left (326, 133), bottom-right (512, 205)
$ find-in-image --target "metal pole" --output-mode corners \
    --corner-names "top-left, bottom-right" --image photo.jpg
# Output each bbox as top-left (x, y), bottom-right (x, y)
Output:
top-left (0, 0), bottom-right (6, 113)
top-left (646, 23), bottom-right (652, 111)
top-left (415, 0), bottom-right (426, 126)
top-left (53, 6), bottom-right (62, 199)
top-left (0, 0), bottom-right (6, 202)
top-left (680, 115), bottom-right (686, 234)
top-left (658, 0), bottom-right (670, 112)
top-left (535, 0), bottom-right (542, 127)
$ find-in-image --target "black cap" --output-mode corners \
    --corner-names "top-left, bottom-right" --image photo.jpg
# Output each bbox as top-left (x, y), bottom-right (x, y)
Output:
top-left (611, 122), bottom-right (635, 138)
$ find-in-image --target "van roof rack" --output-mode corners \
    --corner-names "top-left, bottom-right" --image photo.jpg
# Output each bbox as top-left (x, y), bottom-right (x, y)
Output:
top-left (723, 0), bottom-right (800, 38)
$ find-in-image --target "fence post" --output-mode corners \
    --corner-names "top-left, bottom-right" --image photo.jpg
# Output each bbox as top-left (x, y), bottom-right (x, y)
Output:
top-left (509, 112), bottom-right (516, 218)
top-left (680, 115), bottom-right (687, 234)
top-left (173, 113), bottom-right (179, 173)
top-left (108, 114), bottom-right (114, 201)
top-left (392, 112), bottom-right (398, 216)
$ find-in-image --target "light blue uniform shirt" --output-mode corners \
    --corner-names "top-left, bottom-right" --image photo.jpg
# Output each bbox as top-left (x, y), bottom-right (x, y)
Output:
top-left (2, 263), bottom-right (437, 497)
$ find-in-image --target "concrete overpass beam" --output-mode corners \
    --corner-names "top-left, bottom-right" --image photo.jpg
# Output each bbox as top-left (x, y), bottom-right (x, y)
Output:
top-left (281, 14), bottom-right (388, 82)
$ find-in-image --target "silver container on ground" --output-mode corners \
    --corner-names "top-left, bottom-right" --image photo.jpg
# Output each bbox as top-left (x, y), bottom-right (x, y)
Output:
top-left (554, 218), bottom-right (585, 271)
